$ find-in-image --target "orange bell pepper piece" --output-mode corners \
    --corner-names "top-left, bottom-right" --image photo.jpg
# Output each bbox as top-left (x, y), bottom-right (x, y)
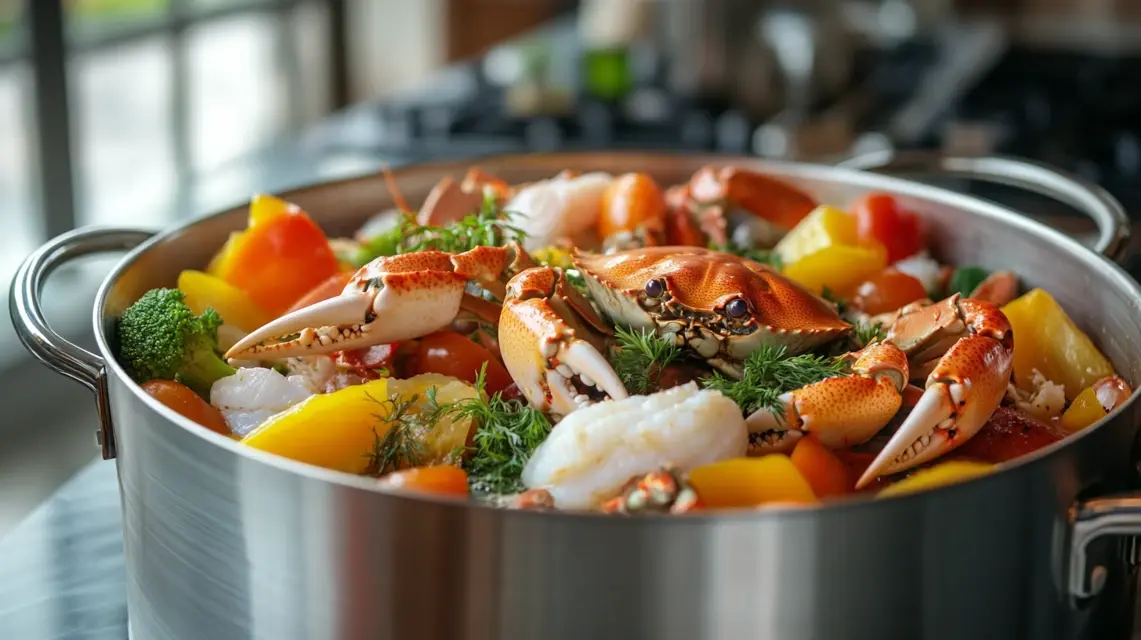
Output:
top-left (790, 436), bottom-right (852, 498)
top-left (286, 271), bottom-right (356, 314)
top-left (378, 465), bottom-right (471, 497)
top-left (209, 194), bottom-right (340, 318)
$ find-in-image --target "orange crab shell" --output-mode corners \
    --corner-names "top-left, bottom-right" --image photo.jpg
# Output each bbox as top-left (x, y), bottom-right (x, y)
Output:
top-left (572, 246), bottom-right (850, 336)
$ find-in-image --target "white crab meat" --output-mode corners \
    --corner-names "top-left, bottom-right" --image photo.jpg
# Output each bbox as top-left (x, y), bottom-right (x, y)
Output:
top-left (1005, 368), bottom-right (1066, 421)
top-left (520, 383), bottom-right (747, 510)
top-left (210, 367), bottom-right (315, 436)
top-left (506, 171), bottom-right (613, 251)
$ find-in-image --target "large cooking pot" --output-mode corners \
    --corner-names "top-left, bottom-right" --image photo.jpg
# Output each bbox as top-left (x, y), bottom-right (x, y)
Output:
top-left (10, 151), bottom-right (1141, 640)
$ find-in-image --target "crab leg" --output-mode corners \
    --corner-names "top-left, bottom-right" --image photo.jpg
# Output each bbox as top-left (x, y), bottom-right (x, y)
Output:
top-left (224, 247), bottom-right (508, 360)
top-left (856, 295), bottom-right (1014, 488)
top-left (745, 341), bottom-right (909, 454)
top-left (499, 266), bottom-right (627, 416)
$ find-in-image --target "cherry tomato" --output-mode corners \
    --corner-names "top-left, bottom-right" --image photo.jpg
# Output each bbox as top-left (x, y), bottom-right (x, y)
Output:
top-left (410, 330), bottom-right (513, 395)
top-left (337, 344), bottom-right (405, 379)
top-left (852, 192), bottom-right (924, 263)
top-left (951, 407), bottom-right (1063, 464)
top-left (141, 379), bottom-right (230, 436)
top-left (850, 268), bottom-right (928, 316)
top-left (378, 465), bottom-right (470, 497)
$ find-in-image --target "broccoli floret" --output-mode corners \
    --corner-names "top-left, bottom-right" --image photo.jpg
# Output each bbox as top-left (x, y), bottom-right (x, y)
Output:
top-left (116, 288), bottom-right (236, 396)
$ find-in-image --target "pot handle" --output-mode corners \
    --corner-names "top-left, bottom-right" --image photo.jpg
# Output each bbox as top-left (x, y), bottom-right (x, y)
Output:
top-left (1068, 494), bottom-right (1141, 600)
top-left (8, 226), bottom-right (155, 460)
top-left (837, 150), bottom-right (1131, 264)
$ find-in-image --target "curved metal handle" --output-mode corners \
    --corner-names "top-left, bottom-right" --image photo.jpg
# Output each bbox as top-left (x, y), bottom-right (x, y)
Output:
top-left (1069, 495), bottom-right (1141, 600)
top-left (838, 150), bottom-right (1131, 264)
top-left (8, 226), bottom-right (155, 459)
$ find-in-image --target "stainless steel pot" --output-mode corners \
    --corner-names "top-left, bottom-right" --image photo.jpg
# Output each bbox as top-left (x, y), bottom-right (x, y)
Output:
top-left (10, 151), bottom-right (1141, 640)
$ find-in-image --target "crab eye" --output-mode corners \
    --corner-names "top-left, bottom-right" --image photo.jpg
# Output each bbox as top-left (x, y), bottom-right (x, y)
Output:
top-left (726, 298), bottom-right (749, 318)
top-left (645, 279), bottom-right (665, 298)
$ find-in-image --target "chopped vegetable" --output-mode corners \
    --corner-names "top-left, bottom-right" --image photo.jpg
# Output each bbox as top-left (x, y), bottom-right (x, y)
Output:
top-left (209, 194), bottom-right (341, 317)
top-left (947, 266), bottom-right (989, 298)
top-left (451, 366), bottom-right (553, 495)
top-left (1001, 288), bottom-right (1114, 400)
top-left (177, 270), bottom-right (270, 333)
top-left (701, 343), bottom-right (844, 417)
top-left (708, 242), bottom-right (782, 269)
top-left (1059, 376), bottom-right (1133, 433)
top-left (851, 192), bottom-right (923, 263)
top-left (790, 436), bottom-right (851, 498)
top-left (377, 465), bottom-right (471, 497)
top-left (688, 456), bottom-right (818, 508)
top-left (876, 461), bottom-right (994, 498)
top-left (850, 268), bottom-right (928, 316)
top-left (117, 288), bottom-right (236, 397)
top-left (610, 325), bottom-right (684, 395)
top-left (782, 244), bottom-right (887, 295)
top-left (285, 271), bottom-right (355, 314)
top-left (773, 205), bottom-right (858, 266)
top-left (409, 330), bottom-right (513, 395)
top-left (141, 379), bottom-right (230, 436)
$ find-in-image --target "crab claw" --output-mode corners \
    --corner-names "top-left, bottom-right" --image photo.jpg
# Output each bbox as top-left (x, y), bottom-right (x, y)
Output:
top-left (499, 266), bottom-right (627, 416)
top-left (224, 249), bottom-right (508, 361)
top-left (745, 341), bottom-right (909, 454)
top-left (856, 300), bottom-right (1014, 488)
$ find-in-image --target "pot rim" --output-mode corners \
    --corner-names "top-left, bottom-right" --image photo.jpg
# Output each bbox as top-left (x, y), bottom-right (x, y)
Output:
top-left (91, 149), bottom-right (1141, 521)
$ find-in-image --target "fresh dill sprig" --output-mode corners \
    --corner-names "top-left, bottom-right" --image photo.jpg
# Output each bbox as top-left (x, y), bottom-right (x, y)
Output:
top-left (820, 286), bottom-right (847, 315)
top-left (700, 343), bottom-right (844, 419)
top-left (610, 325), bottom-right (683, 395)
top-left (366, 387), bottom-right (449, 475)
top-left (851, 320), bottom-right (887, 348)
top-left (449, 364), bottom-right (553, 495)
top-left (351, 192), bottom-right (528, 265)
top-left (708, 242), bottom-right (783, 270)
top-left (402, 192), bottom-right (527, 254)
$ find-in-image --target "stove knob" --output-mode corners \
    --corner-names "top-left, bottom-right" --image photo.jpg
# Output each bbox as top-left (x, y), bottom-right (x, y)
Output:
top-left (716, 110), bottom-right (752, 153)
top-left (525, 118), bottom-right (565, 150)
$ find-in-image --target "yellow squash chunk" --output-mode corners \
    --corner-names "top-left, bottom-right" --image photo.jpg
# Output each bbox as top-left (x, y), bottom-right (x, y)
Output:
top-left (177, 270), bottom-right (271, 333)
top-left (1059, 385), bottom-right (1108, 434)
top-left (688, 456), bottom-right (818, 509)
top-left (877, 461), bottom-right (994, 499)
top-left (782, 244), bottom-right (887, 295)
top-left (241, 374), bottom-right (478, 475)
top-left (1001, 288), bottom-right (1114, 401)
top-left (774, 205), bottom-right (859, 266)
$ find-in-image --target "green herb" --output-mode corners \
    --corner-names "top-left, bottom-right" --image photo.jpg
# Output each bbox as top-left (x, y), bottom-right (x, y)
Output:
top-left (366, 388), bottom-right (450, 475)
top-left (351, 192), bottom-right (528, 265)
top-left (851, 320), bottom-right (887, 348)
top-left (450, 364), bottom-right (553, 494)
top-left (564, 268), bottom-right (590, 297)
top-left (709, 242), bottom-right (783, 270)
top-left (821, 286), bottom-right (847, 315)
top-left (700, 343), bottom-right (844, 419)
top-left (947, 266), bottom-right (989, 298)
top-left (610, 325), bottom-right (683, 394)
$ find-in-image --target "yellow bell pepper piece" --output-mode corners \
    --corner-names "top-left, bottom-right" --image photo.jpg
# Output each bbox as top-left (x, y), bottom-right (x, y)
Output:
top-left (248, 192), bottom-right (295, 226)
top-left (782, 244), bottom-right (887, 295)
top-left (1001, 288), bottom-right (1114, 401)
top-left (1059, 385), bottom-right (1108, 434)
top-left (241, 374), bottom-right (479, 474)
top-left (774, 205), bottom-right (858, 266)
top-left (688, 456), bottom-right (818, 508)
top-left (877, 461), bottom-right (994, 499)
top-left (177, 270), bottom-right (271, 333)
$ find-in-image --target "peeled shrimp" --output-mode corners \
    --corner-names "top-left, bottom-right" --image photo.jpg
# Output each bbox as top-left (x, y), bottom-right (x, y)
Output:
top-left (210, 367), bottom-right (315, 436)
top-left (521, 383), bottom-right (747, 510)
top-left (506, 172), bottom-right (613, 251)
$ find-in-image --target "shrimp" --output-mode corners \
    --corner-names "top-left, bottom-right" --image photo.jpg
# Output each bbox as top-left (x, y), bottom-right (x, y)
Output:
top-left (520, 383), bottom-right (747, 510)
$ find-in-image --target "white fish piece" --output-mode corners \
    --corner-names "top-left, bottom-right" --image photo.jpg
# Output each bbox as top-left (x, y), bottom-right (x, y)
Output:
top-left (892, 252), bottom-right (942, 294)
top-left (521, 383), bottom-right (747, 510)
top-left (210, 367), bottom-right (314, 437)
top-left (506, 171), bottom-right (613, 251)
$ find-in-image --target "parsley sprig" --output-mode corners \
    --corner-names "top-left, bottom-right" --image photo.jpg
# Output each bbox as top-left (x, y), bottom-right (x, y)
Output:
top-left (610, 326), bottom-right (683, 395)
top-left (708, 242), bottom-right (783, 270)
top-left (700, 343), bottom-right (844, 418)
